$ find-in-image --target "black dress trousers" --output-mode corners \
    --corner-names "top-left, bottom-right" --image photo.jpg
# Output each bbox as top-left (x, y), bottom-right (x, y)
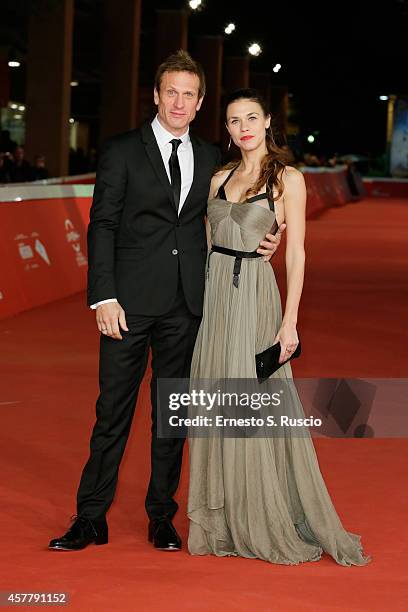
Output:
top-left (76, 273), bottom-right (201, 521)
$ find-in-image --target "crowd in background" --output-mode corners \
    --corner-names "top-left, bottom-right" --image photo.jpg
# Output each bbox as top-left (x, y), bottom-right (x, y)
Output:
top-left (1, 126), bottom-right (364, 188)
top-left (0, 130), bottom-right (48, 184)
top-left (298, 152), bottom-right (341, 168)
top-left (0, 129), bottom-right (101, 184)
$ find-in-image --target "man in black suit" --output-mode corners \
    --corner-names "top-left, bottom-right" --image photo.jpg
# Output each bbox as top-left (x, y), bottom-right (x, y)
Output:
top-left (49, 51), bottom-right (283, 552)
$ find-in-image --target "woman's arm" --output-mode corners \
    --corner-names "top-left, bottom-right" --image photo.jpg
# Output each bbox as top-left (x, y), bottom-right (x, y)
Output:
top-left (274, 166), bottom-right (307, 361)
top-left (282, 166), bottom-right (306, 325)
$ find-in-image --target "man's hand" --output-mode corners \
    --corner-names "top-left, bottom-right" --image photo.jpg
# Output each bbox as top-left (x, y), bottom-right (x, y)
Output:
top-left (96, 302), bottom-right (128, 340)
top-left (257, 223), bottom-right (286, 261)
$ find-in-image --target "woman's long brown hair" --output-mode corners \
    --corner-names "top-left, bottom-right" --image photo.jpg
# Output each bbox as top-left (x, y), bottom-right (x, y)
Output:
top-left (222, 88), bottom-right (293, 200)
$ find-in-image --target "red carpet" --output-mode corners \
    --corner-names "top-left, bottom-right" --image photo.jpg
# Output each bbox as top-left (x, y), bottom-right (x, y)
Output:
top-left (0, 197), bottom-right (407, 611)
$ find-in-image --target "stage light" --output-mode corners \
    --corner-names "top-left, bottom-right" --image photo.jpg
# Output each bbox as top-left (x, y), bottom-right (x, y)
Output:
top-left (8, 61), bottom-right (20, 68)
top-left (70, 81), bottom-right (79, 87)
top-left (18, 105), bottom-right (25, 111)
top-left (14, 114), bottom-right (23, 120)
top-left (379, 95), bottom-right (388, 101)
top-left (69, 118), bottom-right (75, 124)
top-left (189, 0), bottom-right (202, 9)
top-left (248, 43), bottom-right (262, 56)
top-left (225, 23), bottom-right (236, 34)
top-left (10, 103), bottom-right (18, 110)
top-left (307, 135), bottom-right (315, 143)
top-left (273, 63), bottom-right (281, 73)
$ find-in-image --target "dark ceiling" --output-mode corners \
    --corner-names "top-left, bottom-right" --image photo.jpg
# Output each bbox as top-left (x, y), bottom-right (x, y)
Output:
top-left (1, 0), bottom-right (407, 155)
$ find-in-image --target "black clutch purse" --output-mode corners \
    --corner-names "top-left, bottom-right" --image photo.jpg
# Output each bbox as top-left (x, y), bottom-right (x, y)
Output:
top-left (255, 337), bottom-right (301, 383)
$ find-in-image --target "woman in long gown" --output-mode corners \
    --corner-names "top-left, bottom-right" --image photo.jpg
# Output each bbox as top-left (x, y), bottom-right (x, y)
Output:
top-left (187, 88), bottom-right (371, 567)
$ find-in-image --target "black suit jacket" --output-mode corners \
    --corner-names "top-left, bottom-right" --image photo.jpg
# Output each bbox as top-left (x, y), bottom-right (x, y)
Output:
top-left (87, 122), bottom-right (221, 316)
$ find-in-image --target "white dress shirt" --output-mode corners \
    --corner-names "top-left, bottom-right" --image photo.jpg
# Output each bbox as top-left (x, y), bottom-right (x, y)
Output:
top-left (151, 114), bottom-right (194, 211)
top-left (91, 115), bottom-right (194, 310)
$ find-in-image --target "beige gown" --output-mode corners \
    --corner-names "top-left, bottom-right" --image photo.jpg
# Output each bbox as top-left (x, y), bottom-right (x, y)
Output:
top-left (187, 169), bottom-right (371, 567)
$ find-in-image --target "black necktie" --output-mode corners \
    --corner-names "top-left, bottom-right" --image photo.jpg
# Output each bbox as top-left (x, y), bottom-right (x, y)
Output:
top-left (169, 139), bottom-right (182, 210)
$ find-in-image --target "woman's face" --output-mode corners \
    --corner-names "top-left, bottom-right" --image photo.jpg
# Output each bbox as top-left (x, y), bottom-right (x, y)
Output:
top-left (226, 99), bottom-right (270, 153)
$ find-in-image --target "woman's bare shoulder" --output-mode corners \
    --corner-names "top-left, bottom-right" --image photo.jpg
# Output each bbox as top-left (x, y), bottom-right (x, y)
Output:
top-left (212, 168), bottom-right (230, 182)
top-left (281, 165), bottom-right (306, 192)
top-left (282, 165), bottom-right (304, 181)
top-left (209, 168), bottom-right (230, 197)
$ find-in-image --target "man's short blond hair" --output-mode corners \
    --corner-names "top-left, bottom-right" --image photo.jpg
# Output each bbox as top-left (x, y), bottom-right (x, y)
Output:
top-left (154, 50), bottom-right (206, 98)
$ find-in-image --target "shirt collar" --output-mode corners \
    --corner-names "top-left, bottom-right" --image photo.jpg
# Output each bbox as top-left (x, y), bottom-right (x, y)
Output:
top-left (151, 115), bottom-right (190, 149)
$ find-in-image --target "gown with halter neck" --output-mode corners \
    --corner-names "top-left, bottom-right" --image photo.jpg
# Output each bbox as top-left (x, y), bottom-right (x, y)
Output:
top-left (186, 166), bottom-right (371, 566)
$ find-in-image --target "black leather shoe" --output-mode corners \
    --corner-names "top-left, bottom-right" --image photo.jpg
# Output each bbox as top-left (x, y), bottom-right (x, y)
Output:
top-left (148, 517), bottom-right (181, 551)
top-left (48, 515), bottom-right (108, 551)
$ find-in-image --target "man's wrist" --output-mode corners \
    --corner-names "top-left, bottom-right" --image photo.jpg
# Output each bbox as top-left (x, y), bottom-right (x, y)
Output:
top-left (90, 298), bottom-right (118, 310)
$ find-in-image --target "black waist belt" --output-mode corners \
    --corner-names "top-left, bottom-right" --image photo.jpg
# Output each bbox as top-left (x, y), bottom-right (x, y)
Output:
top-left (208, 245), bottom-right (262, 288)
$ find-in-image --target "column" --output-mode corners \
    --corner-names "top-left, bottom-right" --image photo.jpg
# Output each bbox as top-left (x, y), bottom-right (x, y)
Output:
top-left (193, 36), bottom-right (223, 143)
top-left (0, 52), bottom-right (10, 108)
top-left (224, 56), bottom-right (249, 94)
top-left (270, 86), bottom-right (289, 146)
top-left (25, 0), bottom-right (74, 178)
top-left (156, 10), bottom-right (188, 66)
top-left (100, 0), bottom-right (142, 142)
top-left (250, 72), bottom-right (272, 110)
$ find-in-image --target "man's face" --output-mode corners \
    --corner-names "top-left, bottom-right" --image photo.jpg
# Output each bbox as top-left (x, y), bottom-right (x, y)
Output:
top-left (154, 71), bottom-right (203, 136)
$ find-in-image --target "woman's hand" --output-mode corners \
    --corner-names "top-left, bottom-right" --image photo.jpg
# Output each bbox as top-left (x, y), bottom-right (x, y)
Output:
top-left (273, 323), bottom-right (299, 364)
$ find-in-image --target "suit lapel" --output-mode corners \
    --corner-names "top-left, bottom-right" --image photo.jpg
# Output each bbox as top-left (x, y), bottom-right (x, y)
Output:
top-left (141, 123), bottom-right (175, 206)
top-left (180, 132), bottom-right (204, 216)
